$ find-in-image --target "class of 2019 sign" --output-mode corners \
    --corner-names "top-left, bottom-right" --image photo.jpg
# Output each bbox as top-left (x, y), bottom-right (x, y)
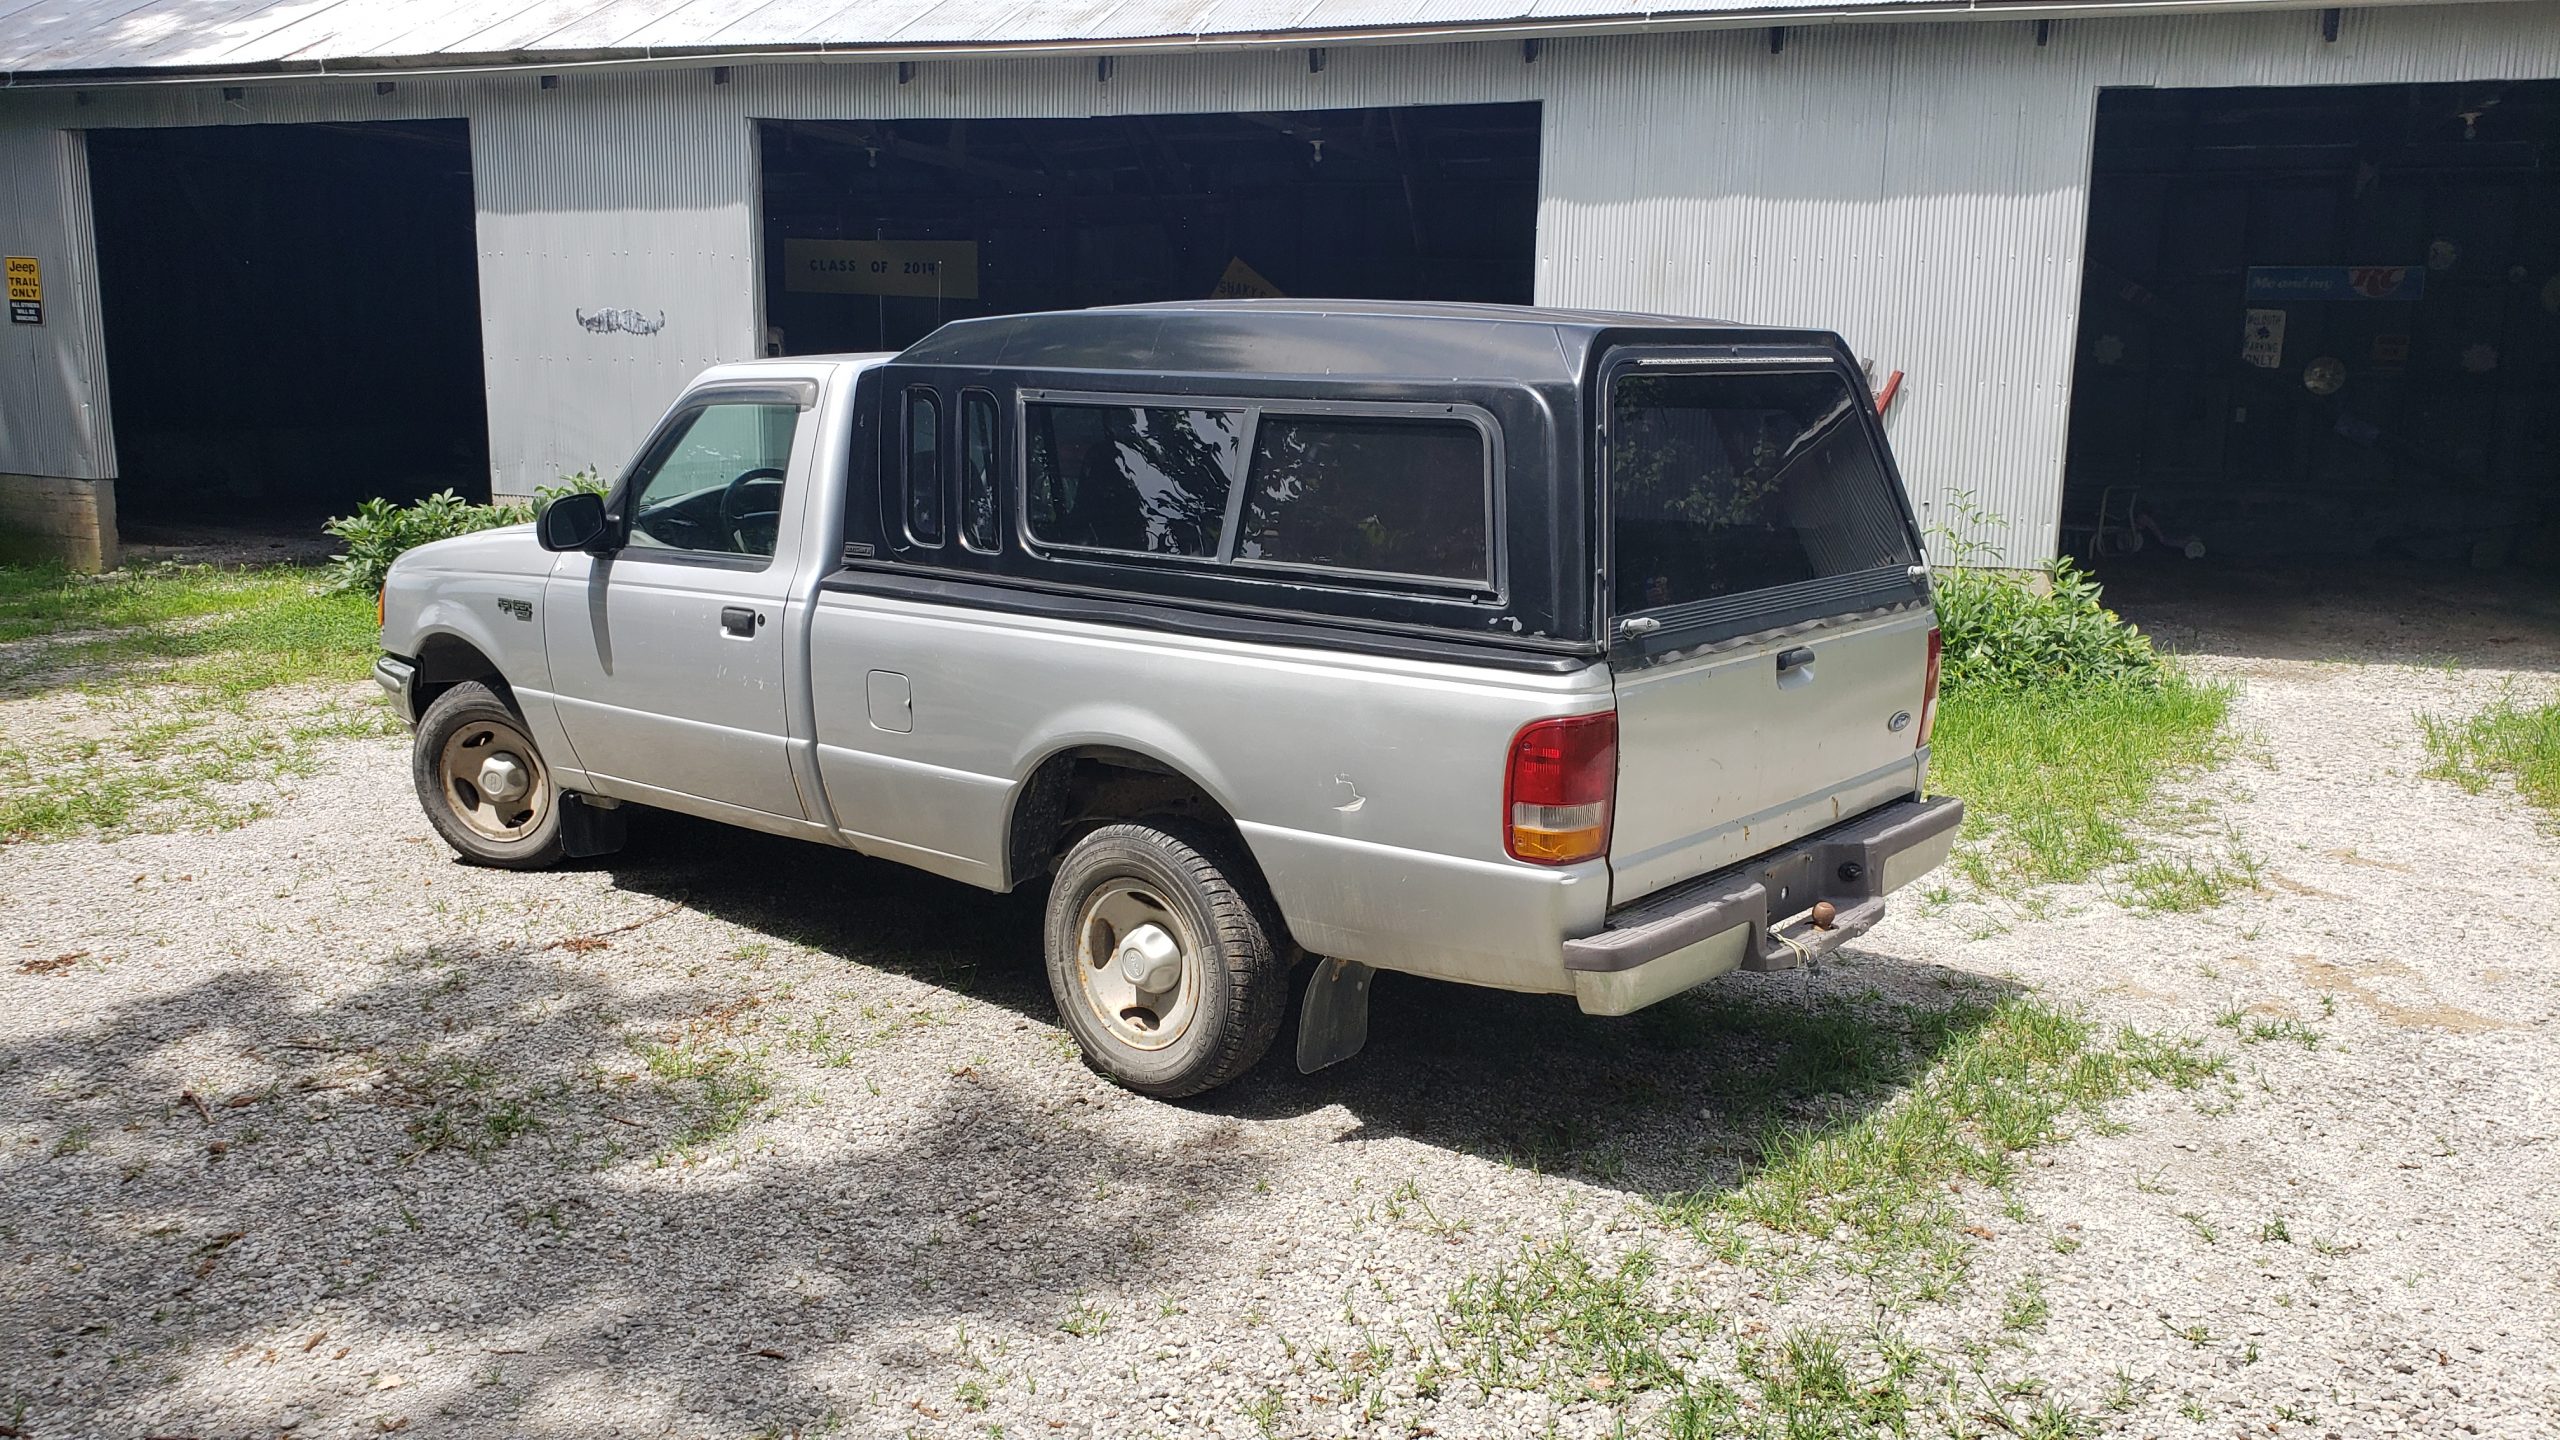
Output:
top-left (2244, 265), bottom-right (2426, 302)
top-left (784, 239), bottom-right (979, 299)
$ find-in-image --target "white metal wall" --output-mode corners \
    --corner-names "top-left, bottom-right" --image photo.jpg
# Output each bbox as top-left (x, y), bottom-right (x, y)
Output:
top-left (2, 1), bottom-right (2558, 560)
top-left (0, 123), bottom-right (112, 480)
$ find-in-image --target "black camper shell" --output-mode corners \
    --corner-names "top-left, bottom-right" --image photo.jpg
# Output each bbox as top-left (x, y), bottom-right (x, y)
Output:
top-left (822, 299), bottom-right (1930, 671)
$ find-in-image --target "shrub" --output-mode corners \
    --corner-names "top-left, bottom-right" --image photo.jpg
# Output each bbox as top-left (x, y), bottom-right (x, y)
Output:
top-left (1931, 556), bottom-right (2162, 693)
top-left (322, 472), bottom-right (604, 596)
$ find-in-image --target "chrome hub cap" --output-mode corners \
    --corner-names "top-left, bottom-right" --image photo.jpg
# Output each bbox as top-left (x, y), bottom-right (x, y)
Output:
top-left (1074, 881), bottom-right (1201, 1052)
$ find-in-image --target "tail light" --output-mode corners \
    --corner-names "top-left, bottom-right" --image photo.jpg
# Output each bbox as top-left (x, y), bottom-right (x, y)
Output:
top-left (1505, 712), bottom-right (1617, 865)
top-left (1917, 626), bottom-right (1942, 748)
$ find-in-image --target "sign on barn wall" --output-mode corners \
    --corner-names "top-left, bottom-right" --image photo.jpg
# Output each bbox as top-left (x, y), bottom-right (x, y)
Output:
top-left (2241, 308), bottom-right (2286, 369)
top-left (1211, 257), bottom-right (1283, 300)
top-left (785, 239), bottom-right (979, 299)
top-left (2244, 266), bottom-right (2425, 302)
top-left (5, 255), bottom-right (38, 325)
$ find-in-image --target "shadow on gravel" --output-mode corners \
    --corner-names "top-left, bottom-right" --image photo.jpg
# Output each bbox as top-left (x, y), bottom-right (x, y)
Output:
top-left (0, 938), bottom-right (1266, 1432)
top-left (597, 810), bottom-right (2022, 1199)
top-left (4, 807), bottom-right (2020, 1433)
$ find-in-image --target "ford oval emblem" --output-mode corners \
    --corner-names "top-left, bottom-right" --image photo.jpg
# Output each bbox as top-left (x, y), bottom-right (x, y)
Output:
top-left (1887, 710), bottom-right (1913, 733)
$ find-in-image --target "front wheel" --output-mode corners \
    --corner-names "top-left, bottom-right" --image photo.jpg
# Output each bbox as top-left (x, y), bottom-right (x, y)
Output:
top-left (1043, 821), bottom-right (1289, 1098)
top-left (411, 681), bottom-right (565, 869)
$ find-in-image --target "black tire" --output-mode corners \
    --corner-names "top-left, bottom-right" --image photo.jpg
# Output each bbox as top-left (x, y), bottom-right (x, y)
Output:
top-left (1043, 820), bottom-right (1289, 1098)
top-left (411, 681), bottom-right (566, 870)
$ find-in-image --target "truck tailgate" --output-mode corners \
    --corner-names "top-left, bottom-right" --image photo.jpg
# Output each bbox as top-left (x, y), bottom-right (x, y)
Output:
top-left (1609, 608), bottom-right (1933, 905)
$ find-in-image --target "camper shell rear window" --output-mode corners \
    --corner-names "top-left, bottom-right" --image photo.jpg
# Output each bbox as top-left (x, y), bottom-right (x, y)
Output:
top-left (1606, 363), bottom-right (1921, 644)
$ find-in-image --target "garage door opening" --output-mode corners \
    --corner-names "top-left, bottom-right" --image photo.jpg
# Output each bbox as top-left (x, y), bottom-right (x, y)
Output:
top-left (85, 120), bottom-right (489, 541)
top-left (2064, 82), bottom-right (2560, 607)
top-left (756, 104), bottom-right (1541, 356)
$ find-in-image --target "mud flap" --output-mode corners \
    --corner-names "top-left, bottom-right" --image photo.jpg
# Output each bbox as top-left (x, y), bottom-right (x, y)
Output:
top-left (1295, 957), bottom-right (1376, 1074)
top-left (559, 793), bottom-right (628, 859)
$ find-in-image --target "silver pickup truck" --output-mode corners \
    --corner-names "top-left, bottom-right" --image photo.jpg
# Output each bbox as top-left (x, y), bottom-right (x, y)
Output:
top-left (376, 300), bottom-right (1958, 1097)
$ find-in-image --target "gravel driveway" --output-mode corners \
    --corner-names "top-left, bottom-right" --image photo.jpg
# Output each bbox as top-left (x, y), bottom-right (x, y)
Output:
top-left (4, 588), bottom-right (2556, 1439)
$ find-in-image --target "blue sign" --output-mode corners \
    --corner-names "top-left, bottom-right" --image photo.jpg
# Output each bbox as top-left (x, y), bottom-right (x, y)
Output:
top-left (2244, 266), bottom-right (2426, 302)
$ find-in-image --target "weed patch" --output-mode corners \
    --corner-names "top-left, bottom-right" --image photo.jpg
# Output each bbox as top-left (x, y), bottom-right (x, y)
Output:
top-left (631, 1036), bottom-right (775, 1153)
top-left (1445, 1239), bottom-right (1682, 1402)
top-left (2420, 690), bottom-right (2560, 819)
top-left (2121, 848), bottom-right (2263, 913)
top-left (1660, 996), bottom-right (2228, 1292)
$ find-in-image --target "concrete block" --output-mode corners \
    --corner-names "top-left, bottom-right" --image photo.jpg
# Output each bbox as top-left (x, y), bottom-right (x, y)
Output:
top-left (0, 473), bottom-right (119, 572)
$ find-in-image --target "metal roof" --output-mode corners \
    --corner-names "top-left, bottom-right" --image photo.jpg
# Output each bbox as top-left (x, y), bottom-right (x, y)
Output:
top-left (0, 0), bottom-right (2393, 84)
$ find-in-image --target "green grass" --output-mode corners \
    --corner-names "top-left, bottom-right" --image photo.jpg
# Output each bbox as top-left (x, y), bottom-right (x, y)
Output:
top-left (0, 563), bottom-right (387, 842)
top-left (1930, 674), bottom-right (2234, 891)
top-left (2121, 850), bottom-right (2263, 913)
top-left (2421, 691), bottom-right (2560, 819)
top-left (630, 1036), bottom-right (776, 1153)
top-left (0, 563), bottom-right (378, 695)
top-left (1661, 996), bottom-right (2229, 1292)
top-left (1445, 1239), bottom-right (1680, 1402)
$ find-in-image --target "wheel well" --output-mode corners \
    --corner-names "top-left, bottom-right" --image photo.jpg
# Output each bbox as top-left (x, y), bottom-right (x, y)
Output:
top-left (1006, 747), bottom-right (1241, 890)
top-left (409, 633), bottom-right (509, 720)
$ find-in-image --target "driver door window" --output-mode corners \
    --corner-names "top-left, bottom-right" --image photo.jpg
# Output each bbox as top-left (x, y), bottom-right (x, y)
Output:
top-left (624, 401), bottom-right (799, 559)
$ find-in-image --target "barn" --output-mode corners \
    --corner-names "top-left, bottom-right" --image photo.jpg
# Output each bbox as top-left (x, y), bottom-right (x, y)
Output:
top-left (3, 0), bottom-right (2556, 593)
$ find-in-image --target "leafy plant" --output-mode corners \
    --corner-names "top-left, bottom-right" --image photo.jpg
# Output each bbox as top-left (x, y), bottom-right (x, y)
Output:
top-left (1933, 557), bottom-right (2162, 693)
top-left (321, 470), bottom-right (606, 597)
top-left (1927, 491), bottom-right (2163, 694)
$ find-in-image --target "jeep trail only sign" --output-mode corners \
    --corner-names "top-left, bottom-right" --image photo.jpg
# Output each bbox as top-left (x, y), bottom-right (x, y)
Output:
top-left (5, 256), bottom-right (38, 324)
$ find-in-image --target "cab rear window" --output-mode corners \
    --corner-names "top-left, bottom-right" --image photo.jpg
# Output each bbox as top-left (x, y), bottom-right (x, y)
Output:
top-left (1609, 370), bottom-right (1916, 618)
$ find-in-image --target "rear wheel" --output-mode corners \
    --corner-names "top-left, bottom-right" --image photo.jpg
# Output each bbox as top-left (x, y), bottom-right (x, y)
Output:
top-left (411, 681), bottom-right (564, 869)
top-left (1043, 821), bottom-right (1288, 1098)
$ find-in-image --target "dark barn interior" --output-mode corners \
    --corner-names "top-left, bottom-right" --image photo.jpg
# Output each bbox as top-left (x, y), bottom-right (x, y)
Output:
top-left (84, 120), bottom-right (490, 534)
top-left (2065, 81), bottom-right (2560, 580)
top-left (755, 104), bottom-right (1542, 356)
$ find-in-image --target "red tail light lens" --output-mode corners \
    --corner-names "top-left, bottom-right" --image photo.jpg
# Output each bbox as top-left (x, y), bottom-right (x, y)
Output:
top-left (1917, 626), bottom-right (1942, 748)
top-left (1505, 712), bottom-right (1617, 865)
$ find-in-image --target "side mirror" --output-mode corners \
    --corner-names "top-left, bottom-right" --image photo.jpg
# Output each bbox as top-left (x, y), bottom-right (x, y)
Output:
top-left (537, 491), bottom-right (613, 553)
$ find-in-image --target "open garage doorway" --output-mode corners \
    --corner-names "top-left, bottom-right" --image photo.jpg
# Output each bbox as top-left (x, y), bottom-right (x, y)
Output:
top-left (2064, 81), bottom-right (2560, 643)
top-left (755, 104), bottom-right (1540, 356)
top-left (85, 120), bottom-right (489, 548)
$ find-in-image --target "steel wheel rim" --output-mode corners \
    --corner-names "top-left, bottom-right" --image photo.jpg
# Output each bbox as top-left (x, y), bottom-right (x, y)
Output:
top-left (1072, 878), bottom-right (1204, 1053)
top-left (435, 715), bottom-right (550, 844)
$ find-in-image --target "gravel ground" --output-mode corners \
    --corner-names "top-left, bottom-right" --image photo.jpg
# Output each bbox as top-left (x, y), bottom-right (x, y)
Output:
top-left (3, 589), bottom-right (2557, 1439)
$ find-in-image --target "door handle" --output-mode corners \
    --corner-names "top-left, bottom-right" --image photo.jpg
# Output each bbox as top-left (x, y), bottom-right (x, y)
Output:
top-left (1775, 646), bottom-right (1817, 674)
top-left (720, 606), bottom-right (761, 638)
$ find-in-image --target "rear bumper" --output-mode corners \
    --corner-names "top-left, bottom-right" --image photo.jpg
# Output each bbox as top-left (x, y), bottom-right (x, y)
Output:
top-left (1564, 795), bottom-right (1962, 1016)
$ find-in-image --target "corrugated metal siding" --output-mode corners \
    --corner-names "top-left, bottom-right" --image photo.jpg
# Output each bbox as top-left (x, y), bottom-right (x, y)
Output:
top-left (5, 1), bottom-right (2560, 543)
top-left (0, 123), bottom-right (111, 479)
top-left (469, 71), bottom-right (761, 494)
